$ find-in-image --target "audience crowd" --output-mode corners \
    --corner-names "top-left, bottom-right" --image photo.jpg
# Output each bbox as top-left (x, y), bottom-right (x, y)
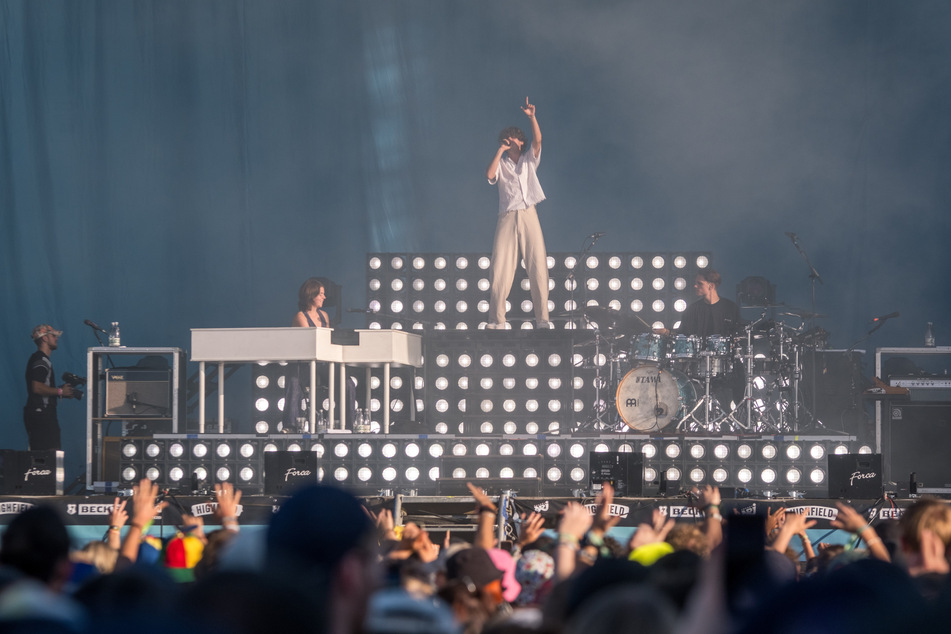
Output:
top-left (0, 477), bottom-right (949, 634)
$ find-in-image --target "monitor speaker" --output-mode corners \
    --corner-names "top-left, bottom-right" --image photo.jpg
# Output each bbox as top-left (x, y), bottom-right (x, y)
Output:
top-left (264, 451), bottom-right (318, 495)
top-left (0, 450), bottom-right (64, 495)
top-left (105, 369), bottom-right (171, 417)
top-left (589, 451), bottom-right (643, 496)
top-left (828, 453), bottom-right (883, 499)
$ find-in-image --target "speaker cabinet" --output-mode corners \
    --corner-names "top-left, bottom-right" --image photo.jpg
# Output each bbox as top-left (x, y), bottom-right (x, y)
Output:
top-left (885, 404), bottom-right (951, 490)
top-left (264, 451), bottom-right (318, 495)
top-left (0, 450), bottom-right (64, 495)
top-left (105, 369), bottom-right (171, 418)
top-left (589, 451), bottom-right (643, 497)
top-left (828, 453), bottom-right (883, 499)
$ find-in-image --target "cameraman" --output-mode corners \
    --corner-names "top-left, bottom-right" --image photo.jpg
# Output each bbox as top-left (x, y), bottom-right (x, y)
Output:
top-left (24, 324), bottom-right (77, 451)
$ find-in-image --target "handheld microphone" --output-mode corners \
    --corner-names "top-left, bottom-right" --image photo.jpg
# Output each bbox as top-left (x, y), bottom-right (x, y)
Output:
top-left (872, 311), bottom-right (900, 323)
top-left (84, 319), bottom-right (108, 333)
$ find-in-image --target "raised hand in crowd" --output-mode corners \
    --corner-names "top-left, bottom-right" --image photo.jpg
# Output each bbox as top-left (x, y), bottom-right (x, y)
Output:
top-left (692, 484), bottom-right (723, 550)
top-left (106, 496), bottom-right (128, 550)
top-left (590, 482), bottom-right (621, 537)
top-left (556, 501), bottom-right (593, 580)
top-left (467, 481), bottom-right (498, 550)
top-left (769, 509), bottom-right (816, 555)
top-left (515, 511), bottom-right (546, 551)
top-left (120, 478), bottom-right (168, 563)
top-left (628, 508), bottom-right (675, 551)
top-left (213, 482), bottom-right (242, 532)
top-left (831, 501), bottom-right (889, 562)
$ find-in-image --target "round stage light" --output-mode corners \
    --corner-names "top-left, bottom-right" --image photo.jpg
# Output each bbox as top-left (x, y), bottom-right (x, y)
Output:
top-left (334, 443), bottom-right (349, 458)
top-left (761, 444), bottom-right (778, 460)
top-left (786, 468), bottom-right (802, 484)
top-left (239, 467), bottom-right (255, 482)
top-left (689, 443), bottom-right (705, 459)
top-left (786, 444), bottom-right (802, 460)
top-left (652, 277), bottom-right (665, 290)
top-left (666, 467), bottom-right (681, 482)
top-left (642, 443), bottom-right (657, 459)
top-left (369, 256), bottom-right (381, 270)
top-left (357, 467), bottom-right (373, 482)
top-left (809, 444), bottom-right (826, 460)
top-left (689, 468), bottom-right (705, 483)
top-left (240, 443), bottom-right (255, 458)
top-left (737, 444), bottom-right (753, 460)
top-left (665, 443), bottom-right (681, 459)
top-left (216, 443), bottom-right (231, 458)
top-left (382, 467), bottom-right (398, 482)
top-left (169, 467), bottom-right (185, 482)
top-left (713, 443), bottom-right (730, 460)
top-left (713, 468), bottom-right (729, 483)
top-left (122, 443), bottom-right (137, 458)
top-left (761, 468), bottom-right (777, 484)
top-left (216, 467), bottom-right (231, 482)
top-left (357, 443), bottom-right (373, 458)
top-left (737, 468), bottom-right (753, 484)
top-left (146, 467), bottom-right (160, 481)
top-left (523, 443), bottom-right (539, 456)
top-left (810, 468), bottom-right (826, 484)
top-left (452, 443), bottom-right (468, 456)
top-left (404, 443), bottom-right (420, 458)
top-left (405, 467), bottom-right (420, 482)
top-left (526, 421), bottom-right (540, 434)
top-left (499, 443), bottom-right (515, 456)
top-left (193, 443), bottom-right (208, 458)
top-left (547, 467), bottom-right (563, 482)
top-left (122, 467), bottom-right (137, 482)
top-left (390, 256), bottom-right (404, 270)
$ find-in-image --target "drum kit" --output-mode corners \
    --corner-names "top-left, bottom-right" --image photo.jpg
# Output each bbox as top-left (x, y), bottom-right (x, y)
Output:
top-left (574, 306), bottom-right (826, 434)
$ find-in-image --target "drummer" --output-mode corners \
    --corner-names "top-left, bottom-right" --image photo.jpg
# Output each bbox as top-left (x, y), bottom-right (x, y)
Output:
top-left (656, 269), bottom-right (741, 338)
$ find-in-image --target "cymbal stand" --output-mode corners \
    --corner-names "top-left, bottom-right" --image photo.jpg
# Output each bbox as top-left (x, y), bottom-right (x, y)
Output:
top-left (575, 325), bottom-right (614, 432)
top-left (676, 352), bottom-right (723, 432)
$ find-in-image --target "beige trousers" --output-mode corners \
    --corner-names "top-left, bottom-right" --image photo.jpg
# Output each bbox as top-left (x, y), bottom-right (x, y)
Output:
top-left (489, 206), bottom-right (550, 325)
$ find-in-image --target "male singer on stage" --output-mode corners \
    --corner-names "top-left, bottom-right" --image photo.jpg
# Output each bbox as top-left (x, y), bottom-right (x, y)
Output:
top-left (23, 324), bottom-right (77, 451)
top-left (486, 97), bottom-right (552, 330)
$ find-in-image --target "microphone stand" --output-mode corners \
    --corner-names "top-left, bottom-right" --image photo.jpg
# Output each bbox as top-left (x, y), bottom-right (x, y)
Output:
top-left (786, 233), bottom-right (823, 431)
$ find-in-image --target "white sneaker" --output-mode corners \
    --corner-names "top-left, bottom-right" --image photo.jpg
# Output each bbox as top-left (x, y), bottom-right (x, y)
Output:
top-left (536, 320), bottom-right (554, 330)
top-left (486, 322), bottom-right (507, 330)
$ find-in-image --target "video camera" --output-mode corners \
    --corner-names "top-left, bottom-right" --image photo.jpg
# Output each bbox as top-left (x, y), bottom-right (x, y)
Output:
top-left (61, 372), bottom-right (85, 400)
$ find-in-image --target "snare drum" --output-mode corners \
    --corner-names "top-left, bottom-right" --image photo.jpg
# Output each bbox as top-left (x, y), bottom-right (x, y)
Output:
top-left (630, 333), bottom-right (667, 364)
top-left (697, 335), bottom-right (733, 376)
top-left (616, 364), bottom-right (697, 431)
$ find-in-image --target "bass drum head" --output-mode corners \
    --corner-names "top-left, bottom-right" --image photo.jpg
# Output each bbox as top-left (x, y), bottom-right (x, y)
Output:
top-left (616, 365), bottom-right (693, 432)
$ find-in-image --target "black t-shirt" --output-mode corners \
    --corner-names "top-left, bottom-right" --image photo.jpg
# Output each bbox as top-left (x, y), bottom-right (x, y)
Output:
top-left (25, 350), bottom-right (56, 414)
top-left (678, 298), bottom-right (742, 338)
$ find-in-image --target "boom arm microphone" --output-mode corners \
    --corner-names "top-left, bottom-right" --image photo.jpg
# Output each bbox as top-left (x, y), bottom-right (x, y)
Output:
top-left (84, 319), bottom-right (108, 333)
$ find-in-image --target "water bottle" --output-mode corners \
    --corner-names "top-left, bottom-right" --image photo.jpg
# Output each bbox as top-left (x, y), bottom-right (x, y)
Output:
top-left (925, 322), bottom-right (936, 348)
top-left (354, 408), bottom-right (368, 433)
top-left (108, 322), bottom-right (121, 347)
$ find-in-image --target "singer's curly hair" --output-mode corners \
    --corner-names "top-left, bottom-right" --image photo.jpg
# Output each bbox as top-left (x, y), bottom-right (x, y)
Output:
top-left (498, 126), bottom-right (527, 148)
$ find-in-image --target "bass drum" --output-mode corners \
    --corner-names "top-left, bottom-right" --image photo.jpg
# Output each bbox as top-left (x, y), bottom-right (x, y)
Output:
top-left (616, 365), bottom-right (697, 432)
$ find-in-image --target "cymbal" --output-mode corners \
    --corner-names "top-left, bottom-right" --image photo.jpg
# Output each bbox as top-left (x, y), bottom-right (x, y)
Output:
top-left (583, 306), bottom-right (624, 324)
top-left (582, 307), bottom-right (650, 335)
top-left (779, 308), bottom-right (826, 320)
